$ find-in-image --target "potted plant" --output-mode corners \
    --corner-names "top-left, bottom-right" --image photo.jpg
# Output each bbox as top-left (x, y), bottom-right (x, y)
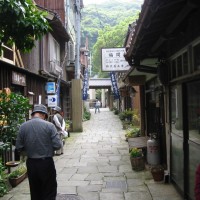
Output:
top-left (130, 148), bottom-right (145, 171)
top-left (151, 165), bottom-right (164, 182)
top-left (8, 163), bottom-right (27, 187)
top-left (65, 119), bottom-right (72, 132)
top-left (125, 127), bottom-right (140, 141)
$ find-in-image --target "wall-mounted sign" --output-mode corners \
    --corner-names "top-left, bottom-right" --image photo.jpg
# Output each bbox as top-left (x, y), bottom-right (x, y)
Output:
top-left (101, 48), bottom-right (130, 72)
top-left (12, 71), bottom-right (26, 86)
top-left (47, 95), bottom-right (57, 107)
top-left (46, 82), bottom-right (56, 94)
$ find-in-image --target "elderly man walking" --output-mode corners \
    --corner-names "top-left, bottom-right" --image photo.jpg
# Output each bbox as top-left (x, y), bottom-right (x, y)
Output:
top-left (16, 104), bottom-right (62, 200)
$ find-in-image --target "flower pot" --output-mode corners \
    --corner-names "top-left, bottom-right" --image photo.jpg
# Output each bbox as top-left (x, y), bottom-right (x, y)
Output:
top-left (130, 156), bottom-right (145, 171)
top-left (9, 172), bottom-right (27, 187)
top-left (151, 166), bottom-right (164, 182)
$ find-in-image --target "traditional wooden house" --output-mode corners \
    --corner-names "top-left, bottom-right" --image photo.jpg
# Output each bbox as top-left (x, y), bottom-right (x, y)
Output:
top-left (0, 4), bottom-right (72, 120)
top-left (123, 0), bottom-right (200, 199)
top-left (33, 0), bottom-right (79, 120)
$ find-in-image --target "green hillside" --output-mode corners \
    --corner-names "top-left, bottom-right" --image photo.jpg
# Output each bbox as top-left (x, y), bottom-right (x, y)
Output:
top-left (81, 0), bottom-right (143, 49)
top-left (81, 0), bottom-right (143, 77)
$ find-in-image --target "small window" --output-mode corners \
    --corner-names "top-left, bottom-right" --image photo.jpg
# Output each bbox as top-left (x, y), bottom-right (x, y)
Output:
top-left (177, 56), bottom-right (182, 76)
top-left (193, 43), bottom-right (200, 70)
top-left (171, 60), bottom-right (177, 79)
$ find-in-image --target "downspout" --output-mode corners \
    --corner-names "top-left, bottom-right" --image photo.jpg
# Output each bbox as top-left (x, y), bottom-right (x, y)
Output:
top-left (39, 39), bottom-right (43, 72)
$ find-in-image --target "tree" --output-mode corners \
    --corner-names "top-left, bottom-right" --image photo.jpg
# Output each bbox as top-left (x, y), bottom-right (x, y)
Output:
top-left (0, 0), bottom-right (50, 55)
top-left (0, 91), bottom-right (31, 146)
top-left (92, 15), bottom-right (138, 77)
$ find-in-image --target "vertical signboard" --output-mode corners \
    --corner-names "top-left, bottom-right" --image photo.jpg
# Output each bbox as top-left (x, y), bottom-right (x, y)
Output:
top-left (82, 68), bottom-right (89, 100)
top-left (110, 72), bottom-right (120, 99)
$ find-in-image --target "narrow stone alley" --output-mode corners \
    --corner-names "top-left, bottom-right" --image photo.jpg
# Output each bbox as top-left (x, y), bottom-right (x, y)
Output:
top-left (2, 108), bottom-right (182, 200)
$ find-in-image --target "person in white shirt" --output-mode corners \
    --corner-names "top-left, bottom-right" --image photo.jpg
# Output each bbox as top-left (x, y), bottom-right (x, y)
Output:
top-left (52, 106), bottom-right (65, 155)
top-left (95, 99), bottom-right (101, 113)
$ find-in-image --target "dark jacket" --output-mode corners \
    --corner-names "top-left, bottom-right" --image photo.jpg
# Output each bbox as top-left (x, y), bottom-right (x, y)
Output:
top-left (16, 117), bottom-right (62, 158)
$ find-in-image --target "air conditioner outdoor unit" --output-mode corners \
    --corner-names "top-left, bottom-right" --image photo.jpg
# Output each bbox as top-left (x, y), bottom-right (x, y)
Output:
top-left (50, 61), bottom-right (62, 76)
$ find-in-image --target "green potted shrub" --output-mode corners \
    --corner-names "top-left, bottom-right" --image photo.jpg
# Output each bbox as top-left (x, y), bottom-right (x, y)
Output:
top-left (113, 107), bottom-right (119, 115)
top-left (125, 127), bottom-right (140, 140)
top-left (130, 148), bottom-right (145, 171)
top-left (8, 163), bottom-right (27, 187)
top-left (132, 109), bottom-right (140, 126)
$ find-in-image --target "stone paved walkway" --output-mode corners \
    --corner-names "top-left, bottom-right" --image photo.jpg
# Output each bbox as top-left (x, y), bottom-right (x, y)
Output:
top-left (2, 108), bottom-right (182, 200)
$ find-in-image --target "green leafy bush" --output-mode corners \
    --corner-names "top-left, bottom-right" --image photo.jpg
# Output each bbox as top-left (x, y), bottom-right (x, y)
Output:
top-left (125, 127), bottom-right (140, 138)
top-left (0, 0), bottom-right (50, 54)
top-left (119, 109), bottom-right (133, 121)
top-left (113, 108), bottom-right (119, 115)
top-left (0, 161), bottom-right (8, 197)
top-left (65, 119), bottom-right (71, 128)
top-left (8, 164), bottom-right (27, 179)
top-left (83, 106), bottom-right (91, 121)
top-left (130, 148), bottom-right (143, 158)
top-left (0, 92), bottom-right (31, 145)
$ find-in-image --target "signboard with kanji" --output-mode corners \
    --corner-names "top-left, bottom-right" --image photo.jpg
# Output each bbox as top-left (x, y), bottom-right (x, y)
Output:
top-left (101, 48), bottom-right (130, 72)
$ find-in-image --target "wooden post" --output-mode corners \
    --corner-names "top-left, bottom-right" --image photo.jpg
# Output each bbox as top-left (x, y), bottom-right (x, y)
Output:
top-left (71, 79), bottom-right (83, 132)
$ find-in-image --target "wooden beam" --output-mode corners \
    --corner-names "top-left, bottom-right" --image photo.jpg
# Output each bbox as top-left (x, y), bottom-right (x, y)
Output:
top-left (124, 75), bottom-right (146, 86)
top-left (16, 50), bottom-right (24, 68)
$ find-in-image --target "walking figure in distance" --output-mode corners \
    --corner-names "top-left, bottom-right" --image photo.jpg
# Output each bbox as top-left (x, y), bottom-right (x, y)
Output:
top-left (16, 104), bottom-right (62, 200)
top-left (95, 99), bottom-right (101, 113)
top-left (52, 106), bottom-right (66, 155)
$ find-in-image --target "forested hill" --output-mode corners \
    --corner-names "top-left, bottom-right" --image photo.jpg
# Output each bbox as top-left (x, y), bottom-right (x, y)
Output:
top-left (81, 0), bottom-right (143, 50)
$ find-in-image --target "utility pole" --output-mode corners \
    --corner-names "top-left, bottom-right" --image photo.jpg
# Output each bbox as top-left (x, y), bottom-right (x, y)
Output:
top-left (72, 0), bottom-right (83, 132)
top-left (75, 0), bottom-right (81, 79)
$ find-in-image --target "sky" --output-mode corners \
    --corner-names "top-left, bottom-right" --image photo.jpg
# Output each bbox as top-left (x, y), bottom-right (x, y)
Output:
top-left (83, 0), bottom-right (137, 5)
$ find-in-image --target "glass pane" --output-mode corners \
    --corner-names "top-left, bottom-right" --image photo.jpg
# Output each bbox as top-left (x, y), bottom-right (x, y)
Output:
top-left (187, 81), bottom-right (200, 144)
top-left (188, 142), bottom-right (200, 199)
top-left (170, 86), bottom-right (183, 136)
top-left (171, 133), bottom-right (184, 191)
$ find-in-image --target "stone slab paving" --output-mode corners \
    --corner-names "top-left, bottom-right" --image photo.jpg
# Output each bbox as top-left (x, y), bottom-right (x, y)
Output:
top-left (2, 108), bottom-right (182, 200)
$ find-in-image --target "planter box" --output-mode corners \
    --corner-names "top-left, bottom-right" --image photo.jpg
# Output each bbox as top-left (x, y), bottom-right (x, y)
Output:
top-left (130, 156), bottom-right (145, 171)
top-left (9, 172), bottom-right (27, 187)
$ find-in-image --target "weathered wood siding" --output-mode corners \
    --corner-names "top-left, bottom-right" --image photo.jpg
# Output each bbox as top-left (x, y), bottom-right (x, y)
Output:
top-left (34, 0), bottom-right (65, 23)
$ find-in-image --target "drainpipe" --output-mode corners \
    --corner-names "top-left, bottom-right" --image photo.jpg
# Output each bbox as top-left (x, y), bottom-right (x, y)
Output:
top-left (75, 0), bottom-right (81, 79)
top-left (39, 39), bottom-right (43, 72)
